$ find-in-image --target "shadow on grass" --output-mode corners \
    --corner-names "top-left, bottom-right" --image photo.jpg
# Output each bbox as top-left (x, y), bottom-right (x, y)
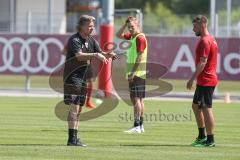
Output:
top-left (40, 129), bottom-right (119, 133)
top-left (0, 144), bottom-right (66, 147)
top-left (120, 144), bottom-right (191, 147)
top-left (0, 143), bottom-right (193, 147)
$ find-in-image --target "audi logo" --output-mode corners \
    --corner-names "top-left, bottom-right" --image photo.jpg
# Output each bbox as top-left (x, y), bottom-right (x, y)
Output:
top-left (0, 37), bottom-right (65, 74)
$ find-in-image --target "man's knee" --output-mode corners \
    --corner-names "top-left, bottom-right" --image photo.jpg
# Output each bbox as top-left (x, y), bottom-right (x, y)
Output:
top-left (77, 107), bottom-right (83, 115)
top-left (202, 107), bottom-right (213, 114)
top-left (69, 105), bottom-right (81, 114)
top-left (133, 97), bottom-right (141, 105)
top-left (192, 103), bottom-right (199, 109)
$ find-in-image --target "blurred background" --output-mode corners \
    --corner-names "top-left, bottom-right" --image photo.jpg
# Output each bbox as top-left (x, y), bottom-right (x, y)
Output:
top-left (0, 0), bottom-right (239, 102)
top-left (1, 0), bottom-right (240, 36)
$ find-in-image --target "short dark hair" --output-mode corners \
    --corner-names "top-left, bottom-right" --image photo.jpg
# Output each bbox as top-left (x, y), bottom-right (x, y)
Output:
top-left (192, 15), bottom-right (208, 24)
top-left (77, 15), bottom-right (95, 30)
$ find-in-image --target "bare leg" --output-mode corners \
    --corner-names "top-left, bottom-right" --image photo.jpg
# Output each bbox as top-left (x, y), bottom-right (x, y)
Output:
top-left (140, 98), bottom-right (144, 117)
top-left (132, 96), bottom-right (141, 126)
top-left (139, 98), bottom-right (145, 132)
top-left (67, 104), bottom-right (86, 146)
top-left (75, 106), bottom-right (82, 129)
top-left (192, 103), bottom-right (205, 128)
top-left (202, 107), bottom-right (214, 135)
top-left (68, 104), bottom-right (81, 129)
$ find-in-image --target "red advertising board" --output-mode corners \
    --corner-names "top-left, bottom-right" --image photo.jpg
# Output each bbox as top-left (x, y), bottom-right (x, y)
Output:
top-left (147, 36), bottom-right (240, 80)
top-left (0, 34), bottom-right (239, 80)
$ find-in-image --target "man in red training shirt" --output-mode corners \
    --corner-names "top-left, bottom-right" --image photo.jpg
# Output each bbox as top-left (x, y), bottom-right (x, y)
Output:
top-left (187, 15), bottom-right (218, 147)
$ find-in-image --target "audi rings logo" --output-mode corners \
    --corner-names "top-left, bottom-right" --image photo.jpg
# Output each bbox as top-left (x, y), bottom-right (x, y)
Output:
top-left (0, 37), bottom-right (65, 73)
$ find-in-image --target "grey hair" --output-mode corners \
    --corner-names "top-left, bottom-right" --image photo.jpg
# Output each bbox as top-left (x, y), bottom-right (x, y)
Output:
top-left (77, 15), bottom-right (95, 31)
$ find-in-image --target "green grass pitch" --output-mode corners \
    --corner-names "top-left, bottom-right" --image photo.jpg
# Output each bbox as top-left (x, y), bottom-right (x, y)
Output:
top-left (0, 97), bottom-right (240, 160)
top-left (0, 75), bottom-right (239, 95)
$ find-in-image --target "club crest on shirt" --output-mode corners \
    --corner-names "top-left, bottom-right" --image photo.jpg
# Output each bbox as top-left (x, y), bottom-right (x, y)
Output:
top-left (85, 42), bottom-right (88, 48)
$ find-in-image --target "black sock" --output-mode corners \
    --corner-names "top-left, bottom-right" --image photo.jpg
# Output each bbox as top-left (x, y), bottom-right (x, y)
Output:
top-left (74, 129), bottom-right (78, 139)
top-left (198, 128), bottom-right (206, 139)
top-left (134, 118), bottom-right (140, 127)
top-left (68, 129), bottom-right (77, 141)
top-left (140, 117), bottom-right (144, 126)
top-left (207, 134), bottom-right (214, 143)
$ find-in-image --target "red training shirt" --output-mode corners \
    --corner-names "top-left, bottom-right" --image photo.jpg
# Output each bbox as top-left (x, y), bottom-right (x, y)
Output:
top-left (195, 35), bottom-right (218, 86)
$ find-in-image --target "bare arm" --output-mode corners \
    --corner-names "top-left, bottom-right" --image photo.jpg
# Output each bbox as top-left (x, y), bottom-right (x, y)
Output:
top-left (116, 23), bottom-right (127, 39)
top-left (186, 57), bottom-right (207, 90)
top-left (75, 52), bottom-right (108, 64)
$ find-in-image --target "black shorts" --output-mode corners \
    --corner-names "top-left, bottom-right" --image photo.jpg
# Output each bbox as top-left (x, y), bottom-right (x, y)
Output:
top-left (193, 85), bottom-right (215, 108)
top-left (64, 73), bottom-right (87, 106)
top-left (129, 76), bottom-right (145, 98)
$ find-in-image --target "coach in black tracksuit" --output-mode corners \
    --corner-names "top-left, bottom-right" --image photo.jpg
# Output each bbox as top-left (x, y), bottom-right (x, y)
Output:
top-left (63, 15), bottom-right (115, 146)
